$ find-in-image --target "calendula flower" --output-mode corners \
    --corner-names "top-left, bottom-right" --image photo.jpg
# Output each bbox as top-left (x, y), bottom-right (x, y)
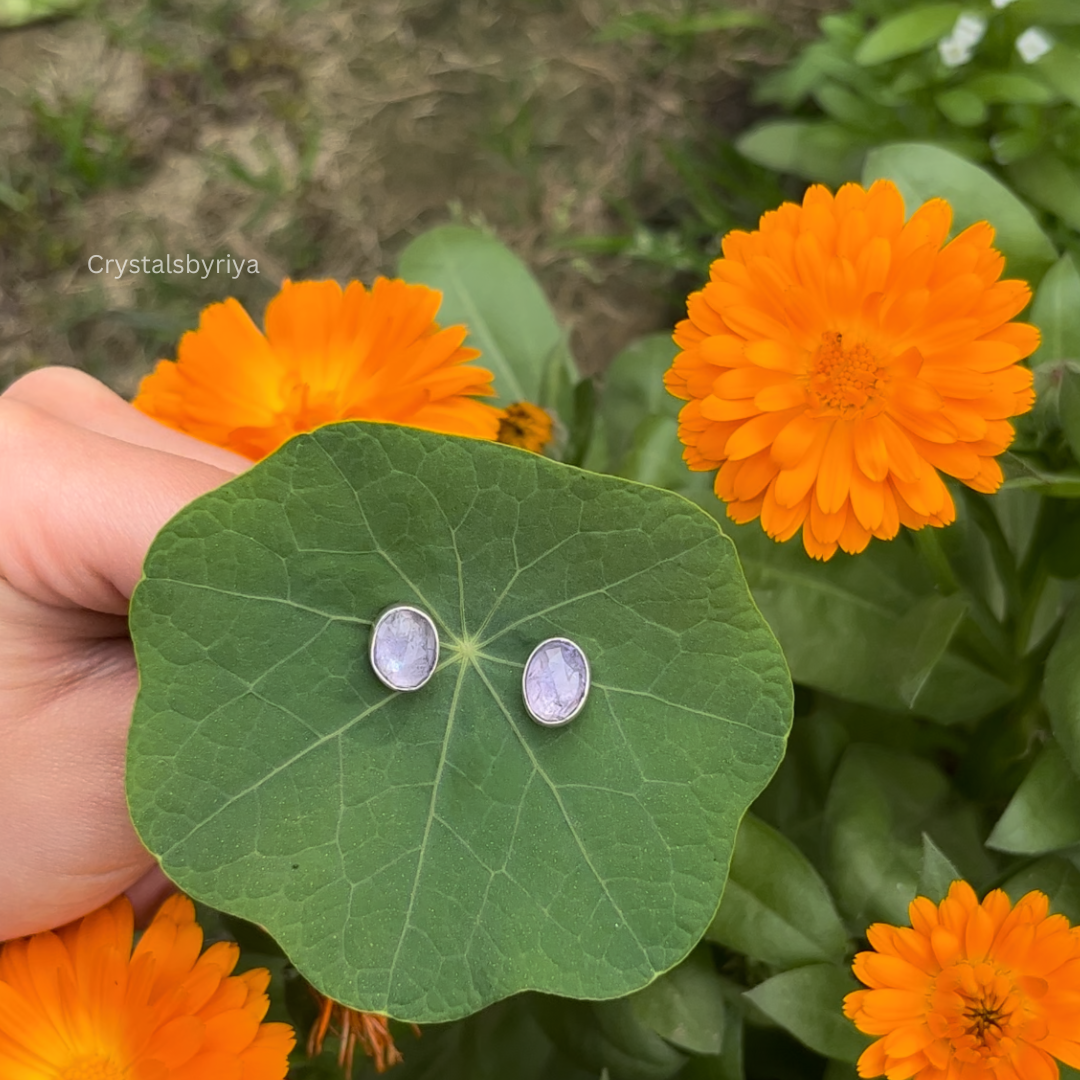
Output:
top-left (844, 881), bottom-right (1080, 1080)
top-left (665, 180), bottom-right (1037, 560)
top-left (134, 277), bottom-right (502, 460)
top-left (0, 893), bottom-right (295, 1079)
top-left (308, 990), bottom-right (418, 1075)
top-left (496, 401), bottom-right (554, 453)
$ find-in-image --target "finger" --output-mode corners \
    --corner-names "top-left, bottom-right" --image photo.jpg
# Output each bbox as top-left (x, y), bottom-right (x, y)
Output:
top-left (2, 366), bottom-right (251, 474)
top-left (125, 866), bottom-right (178, 929)
top-left (0, 397), bottom-right (237, 614)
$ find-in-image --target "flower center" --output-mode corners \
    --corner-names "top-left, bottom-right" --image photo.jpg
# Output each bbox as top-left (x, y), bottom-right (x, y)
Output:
top-left (935, 963), bottom-right (1026, 1067)
top-left (806, 331), bottom-right (884, 417)
top-left (59, 1056), bottom-right (126, 1080)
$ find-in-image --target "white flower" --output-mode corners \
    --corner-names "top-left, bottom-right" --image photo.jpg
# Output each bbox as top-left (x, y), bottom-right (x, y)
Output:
top-left (991, 0), bottom-right (1018, 8)
top-left (952, 13), bottom-right (987, 48)
top-left (939, 36), bottom-right (974, 68)
top-left (1016, 26), bottom-right (1053, 64)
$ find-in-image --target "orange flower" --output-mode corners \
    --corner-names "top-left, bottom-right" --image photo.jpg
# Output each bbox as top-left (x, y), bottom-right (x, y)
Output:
top-left (307, 991), bottom-right (418, 1075)
top-left (496, 401), bottom-right (554, 453)
top-left (844, 881), bottom-right (1080, 1080)
top-left (0, 893), bottom-right (295, 1079)
top-left (665, 180), bottom-right (1038, 560)
top-left (134, 277), bottom-right (502, 460)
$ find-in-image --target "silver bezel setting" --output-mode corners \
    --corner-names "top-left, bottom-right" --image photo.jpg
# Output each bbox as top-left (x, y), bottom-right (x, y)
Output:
top-left (521, 636), bottom-right (590, 727)
top-left (369, 604), bottom-right (440, 691)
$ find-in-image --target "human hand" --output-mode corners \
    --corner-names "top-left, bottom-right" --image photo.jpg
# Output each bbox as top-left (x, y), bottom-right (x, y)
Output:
top-left (0, 367), bottom-right (250, 939)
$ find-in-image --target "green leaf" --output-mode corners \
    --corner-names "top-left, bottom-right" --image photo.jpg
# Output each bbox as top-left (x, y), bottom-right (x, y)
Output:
top-left (599, 334), bottom-right (681, 472)
top-left (823, 745), bottom-right (991, 926)
top-left (1013, 0), bottom-right (1080, 27)
top-left (743, 965), bottom-right (871, 1063)
top-left (863, 143), bottom-right (1058, 286)
top-left (629, 947), bottom-right (727, 1056)
top-left (987, 740), bottom-right (1080, 854)
top-left (706, 814), bottom-right (849, 968)
top-left (1007, 153), bottom-right (1080, 233)
top-left (1059, 366), bottom-right (1080, 463)
top-left (1037, 46), bottom-right (1080, 105)
top-left (935, 88), bottom-right (988, 127)
top-left (534, 995), bottom-right (687, 1080)
top-left (1031, 254), bottom-right (1080, 365)
top-left (719, 521), bottom-right (1013, 724)
top-left (853, 4), bottom-right (961, 66)
top-left (966, 73), bottom-right (1056, 105)
top-left (127, 422), bottom-right (793, 1023)
top-left (1004, 855), bottom-right (1080, 923)
top-left (1046, 604), bottom-right (1080, 775)
top-left (397, 225), bottom-right (563, 406)
top-left (1000, 453), bottom-right (1080, 497)
top-left (916, 833), bottom-right (961, 902)
top-left (736, 121), bottom-right (866, 186)
top-left (0, 0), bottom-right (81, 26)
top-left (369, 996), bottom-right (596, 1080)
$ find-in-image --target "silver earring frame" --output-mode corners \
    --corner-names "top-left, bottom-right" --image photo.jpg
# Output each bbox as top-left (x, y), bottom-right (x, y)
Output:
top-left (369, 604), bottom-right (440, 691)
top-left (522, 636), bottom-right (590, 727)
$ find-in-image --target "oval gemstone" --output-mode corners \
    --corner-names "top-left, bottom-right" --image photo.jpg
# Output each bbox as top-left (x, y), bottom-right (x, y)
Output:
top-left (370, 606), bottom-right (439, 691)
top-left (523, 638), bottom-right (589, 726)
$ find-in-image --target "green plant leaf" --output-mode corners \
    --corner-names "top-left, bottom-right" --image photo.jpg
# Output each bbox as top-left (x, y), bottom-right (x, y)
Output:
top-left (397, 225), bottom-right (563, 406)
top-left (717, 521), bottom-right (1013, 724)
top-left (1000, 453), bottom-right (1080, 497)
top-left (127, 422), bottom-right (793, 1023)
top-left (916, 833), bottom-right (961, 903)
top-left (743, 965), bottom-right (871, 1063)
top-left (987, 741), bottom-right (1080, 854)
top-left (966, 73), bottom-right (1056, 105)
top-left (362, 996), bottom-right (596, 1080)
top-left (706, 814), bottom-right (849, 968)
top-left (1046, 604), bottom-right (1080, 775)
top-left (863, 143), bottom-right (1057, 287)
top-left (1013, 0), bottom-right (1080, 27)
top-left (935, 88), bottom-right (988, 128)
top-left (854, 4), bottom-right (961, 66)
top-left (534, 994), bottom-right (687, 1080)
top-left (599, 334), bottom-right (681, 471)
top-left (1038, 46), bottom-right (1080, 105)
top-left (736, 121), bottom-right (866, 186)
top-left (1004, 855), bottom-right (1080, 924)
top-left (629, 947), bottom-right (727, 1056)
top-left (0, 0), bottom-right (81, 26)
top-left (823, 745), bottom-right (991, 926)
top-left (1007, 153), bottom-right (1080, 233)
top-left (1031, 254), bottom-right (1080, 365)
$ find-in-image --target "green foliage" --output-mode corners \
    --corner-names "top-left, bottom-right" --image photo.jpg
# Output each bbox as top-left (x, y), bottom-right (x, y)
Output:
top-left (735, 0), bottom-right (1080, 244)
top-left (125, 160), bottom-right (1080, 1075)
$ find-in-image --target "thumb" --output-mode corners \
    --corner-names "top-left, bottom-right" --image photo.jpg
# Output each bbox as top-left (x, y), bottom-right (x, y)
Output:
top-left (0, 394), bottom-right (241, 615)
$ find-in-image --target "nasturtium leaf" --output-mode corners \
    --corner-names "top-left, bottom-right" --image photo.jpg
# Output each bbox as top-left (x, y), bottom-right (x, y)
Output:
top-left (1007, 153), bottom-right (1080, 234)
top-left (629, 947), bottom-right (727, 1056)
top-left (705, 814), bottom-right (849, 969)
top-left (863, 143), bottom-right (1058, 287)
top-left (397, 225), bottom-right (562, 406)
top-left (987, 740), bottom-right (1080, 855)
top-left (127, 422), bottom-right (792, 1023)
top-left (743, 965), bottom-right (871, 1064)
top-left (916, 833), bottom-right (961, 903)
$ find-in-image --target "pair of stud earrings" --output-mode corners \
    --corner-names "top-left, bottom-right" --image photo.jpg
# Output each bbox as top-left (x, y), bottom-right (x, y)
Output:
top-left (368, 604), bottom-right (590, 727)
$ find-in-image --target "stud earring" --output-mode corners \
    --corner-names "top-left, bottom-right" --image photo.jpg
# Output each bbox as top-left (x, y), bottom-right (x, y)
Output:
top-left (522, 637), bottom-right (590, 726)
top-left (369, 605), bottom-right (439, 691)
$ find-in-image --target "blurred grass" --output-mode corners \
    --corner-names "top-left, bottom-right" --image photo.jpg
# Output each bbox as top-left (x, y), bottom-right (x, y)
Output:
top-left (0, 0), bottom-right (832, 396)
